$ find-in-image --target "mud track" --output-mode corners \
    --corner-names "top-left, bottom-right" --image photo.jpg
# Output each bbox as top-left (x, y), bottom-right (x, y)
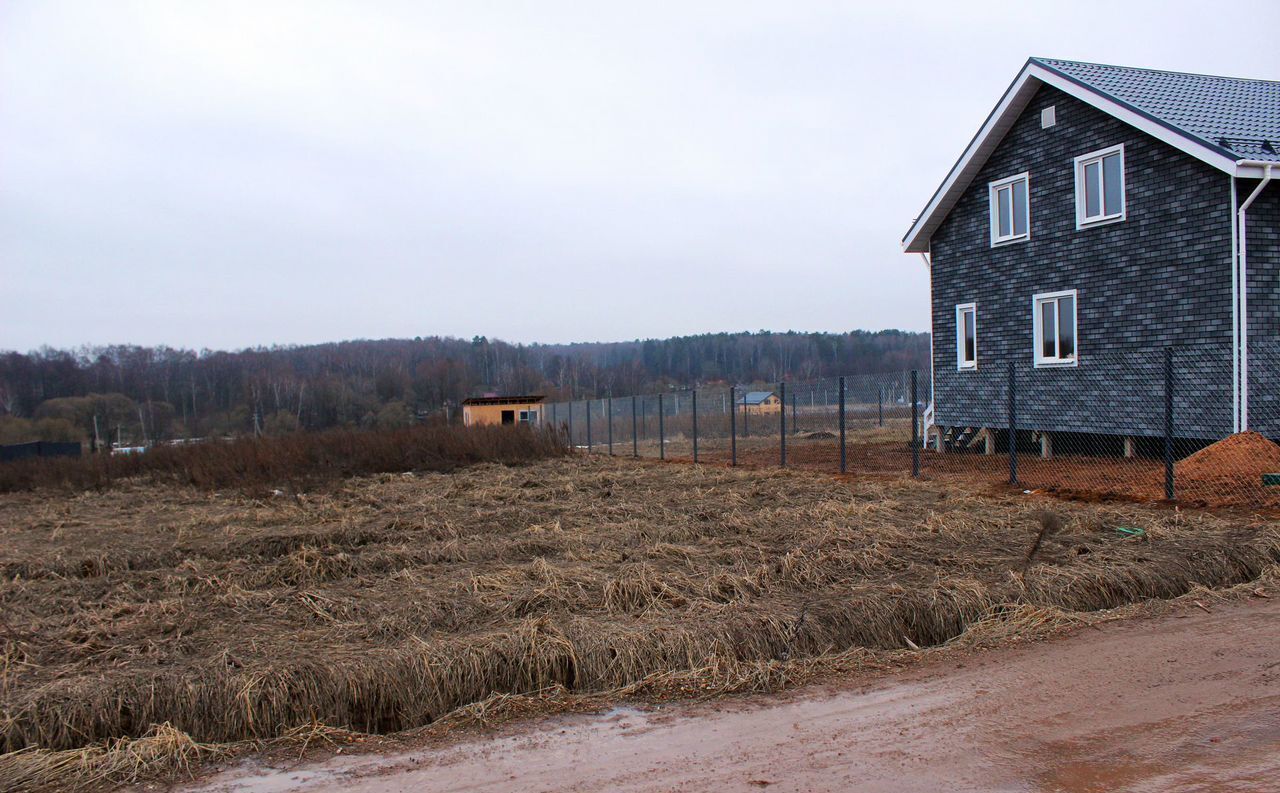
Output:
top-left (186, 598), bottom-right (1280, 793)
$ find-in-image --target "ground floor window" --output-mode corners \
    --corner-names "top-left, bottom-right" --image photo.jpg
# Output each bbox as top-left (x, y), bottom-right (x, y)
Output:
top-left (956, 303), bottom-right (976, 369)
top-left (1033, 290), bottom-right (1077, 367)
top-left (519, 410), bottom-right (537, 424)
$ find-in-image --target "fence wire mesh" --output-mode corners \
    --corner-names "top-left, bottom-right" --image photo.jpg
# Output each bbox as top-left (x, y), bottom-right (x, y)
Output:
top-left (540, 343), bottom-right (1280, 512)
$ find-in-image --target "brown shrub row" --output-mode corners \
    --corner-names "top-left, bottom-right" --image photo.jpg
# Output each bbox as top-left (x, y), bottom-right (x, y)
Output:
top-left (0, 424), bottom-right (569, 493)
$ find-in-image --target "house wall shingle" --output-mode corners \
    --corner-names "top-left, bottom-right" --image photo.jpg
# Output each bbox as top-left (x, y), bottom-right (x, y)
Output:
top-left (930, 84), bottom-right (1237, 439)
top-left (1245, 185), bottom-right (1280, 437)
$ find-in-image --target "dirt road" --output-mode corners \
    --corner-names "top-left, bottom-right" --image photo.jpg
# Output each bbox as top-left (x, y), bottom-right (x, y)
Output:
top-left (186, 599), bottom-right (1280, 793)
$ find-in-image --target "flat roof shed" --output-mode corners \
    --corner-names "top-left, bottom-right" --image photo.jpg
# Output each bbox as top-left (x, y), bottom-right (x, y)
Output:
top-left (460, 395), bottom-right (545, 427)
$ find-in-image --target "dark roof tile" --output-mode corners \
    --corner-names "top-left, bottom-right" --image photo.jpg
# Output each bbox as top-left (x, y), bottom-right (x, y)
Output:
top-left (1032, 58), bottom-right (1280, 162)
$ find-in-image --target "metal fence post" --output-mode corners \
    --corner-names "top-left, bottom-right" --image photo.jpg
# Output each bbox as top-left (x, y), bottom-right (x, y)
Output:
top-left (791, 393), bottom-right (798, 435)
top-left (1165, 347), bottom-right (1175, 500)
top-left (585, 399), bottom-right (592, 453)
top-left (878, 386), bottom-right (884, 427)
top-left (607, 396), bottom-right (613, 455)
top-left (910, 370), bottom-right (919, 477)
top-left (780, 382), bottom-right (787, 468)
top-left (568, 400), bottom-right (574, 450)
top-left (730, 386), bottom-right (737, 466)
top-left (692, 390), bottom-right (699, 463)
top-left (839, 376), bottom-right (847, 474)
top-left (658, 393), bottom-right (665, 461)
top-left (551, 402), bottom-right (558, 433)
top-left (1008, 360), bottom-right (1018, 485)
top-left (632, 395), bottom-right (638, 457)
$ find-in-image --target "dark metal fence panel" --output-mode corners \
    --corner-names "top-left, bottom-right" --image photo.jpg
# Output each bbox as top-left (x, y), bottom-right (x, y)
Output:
top-left (910, 370), bottom-right (919, 478)
top-left (42, 441), bottom-right (82, 458)
top-left (730, 386), bottom-right (737, 466)
top-left (1008, 359), bottom-right (1017, 485)
top-left (567, 400), bottom-right (575, 449)
top-left (1, 442), bottom-right (42, 462)
top-left (658, 394), bottom-right (665, 460)
top-left (838, 376), bottom-right (847, 473)
top-left (779, 382), bottom-right (786, 468)
top-left (1, 441), bottom-right (83, 462)
top-left (687, 385), bottom-right (725, 464)
top-left (692, 390), bottom-right (698, 462)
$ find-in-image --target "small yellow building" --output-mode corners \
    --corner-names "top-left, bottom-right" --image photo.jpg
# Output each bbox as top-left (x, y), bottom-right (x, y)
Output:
top-left (740, 391), bottom-right (782, 415)
top-left (461, 395), bottom-right (545, 427)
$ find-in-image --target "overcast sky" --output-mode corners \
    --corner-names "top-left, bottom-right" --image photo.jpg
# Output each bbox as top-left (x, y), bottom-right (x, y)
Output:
top-left (2, 1), bottom-right (1276, 352)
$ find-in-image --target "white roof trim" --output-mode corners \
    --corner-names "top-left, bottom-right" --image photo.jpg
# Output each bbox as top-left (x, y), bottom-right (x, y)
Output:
top-left (902, 60), bottom-right (1242, 255)
top-left (1236, 160), bottom-right (1277, 178)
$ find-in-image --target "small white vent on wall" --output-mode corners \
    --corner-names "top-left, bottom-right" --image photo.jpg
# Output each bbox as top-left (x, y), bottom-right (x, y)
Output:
top-left (1041, 106), bottom-right (1056, 129)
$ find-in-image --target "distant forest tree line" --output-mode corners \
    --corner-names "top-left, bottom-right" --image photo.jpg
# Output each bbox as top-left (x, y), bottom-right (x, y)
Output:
top-left (0, 330), bottom-right (929, 446)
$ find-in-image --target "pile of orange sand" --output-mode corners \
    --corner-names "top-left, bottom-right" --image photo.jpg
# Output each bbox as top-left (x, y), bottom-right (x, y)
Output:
top-left (1176, 431), bottom-right (1280, 483)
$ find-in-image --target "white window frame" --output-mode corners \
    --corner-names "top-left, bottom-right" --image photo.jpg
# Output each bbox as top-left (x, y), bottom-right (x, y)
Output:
top-left (955, 303), bottom-right (977, 370)
top-left (988, 172), bottom-right (1031, 247)
top-left (1074, 144), bottom-right (1126, 229)
top-left (1032, 289), bottom-right (1079, 368)
top-left (519, 409), bottom-right (537, 424)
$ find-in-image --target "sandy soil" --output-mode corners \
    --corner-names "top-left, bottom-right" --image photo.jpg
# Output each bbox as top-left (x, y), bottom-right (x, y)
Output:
top-left (182, 598), bottom-right (1280, 793)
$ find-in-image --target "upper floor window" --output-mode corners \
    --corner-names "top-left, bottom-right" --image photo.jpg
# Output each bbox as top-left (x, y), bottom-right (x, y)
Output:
top-left (1074, 144), bottom-right (1125, 228)
top-left (989, 172), bottom-right (1030, 246)
top-left (1033, 290), bottom-right (1077, 367)
top-left (956, 303), bottom-right (977, 370)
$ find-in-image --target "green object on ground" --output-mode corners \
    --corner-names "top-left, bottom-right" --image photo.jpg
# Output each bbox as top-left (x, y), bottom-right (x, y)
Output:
top-left (1263, 473), bottom-right (1280, 487)
top-left (1116, 526), bottom-right (1146, 537)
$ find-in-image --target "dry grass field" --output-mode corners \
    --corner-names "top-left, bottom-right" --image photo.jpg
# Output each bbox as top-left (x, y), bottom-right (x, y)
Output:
top-left (2, 453), bottom-right (1279, 790)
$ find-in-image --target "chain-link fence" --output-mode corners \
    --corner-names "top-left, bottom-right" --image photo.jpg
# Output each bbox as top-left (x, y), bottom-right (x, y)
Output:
top-left (540, 343), bottom-right (1280, 511)
top-left (543, 372), bottom-right (918, 470)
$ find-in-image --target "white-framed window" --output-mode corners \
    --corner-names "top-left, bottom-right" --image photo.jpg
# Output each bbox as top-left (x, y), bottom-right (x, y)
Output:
top-left (519, 410), bottom-right (537, 424)
top-left (1033, 290), bottom-right (1078, 367)
top-left (988, 172), bottom-right (1030, 246)
top-left (955, 303), bottom-right (977, 370)
top-left (1074, 144), bottom-right (1125, 228)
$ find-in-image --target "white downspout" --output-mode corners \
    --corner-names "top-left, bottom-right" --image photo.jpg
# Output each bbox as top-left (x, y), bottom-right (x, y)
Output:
top-left (1237, 162), bottom-right (1275, 432)
top-left (920, 251), bottom-right (934, 433)
top-left (1230, 176), bottom-right (1239, 433)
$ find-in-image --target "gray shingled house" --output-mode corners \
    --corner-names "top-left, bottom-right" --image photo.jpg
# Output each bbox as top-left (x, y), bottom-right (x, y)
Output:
top-left (903, 58), bottom-right (1279, 455)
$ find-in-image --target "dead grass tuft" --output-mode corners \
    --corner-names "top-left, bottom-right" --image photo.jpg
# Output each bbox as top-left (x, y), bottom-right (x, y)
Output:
top-left (0, 723), bottom-right (223, 793)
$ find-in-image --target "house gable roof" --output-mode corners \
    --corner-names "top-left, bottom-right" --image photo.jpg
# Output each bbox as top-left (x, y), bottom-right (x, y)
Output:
top-left (902, 58), bottom-right (1280, 254)
top-left (741, 391), bottom-right (775, 405)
